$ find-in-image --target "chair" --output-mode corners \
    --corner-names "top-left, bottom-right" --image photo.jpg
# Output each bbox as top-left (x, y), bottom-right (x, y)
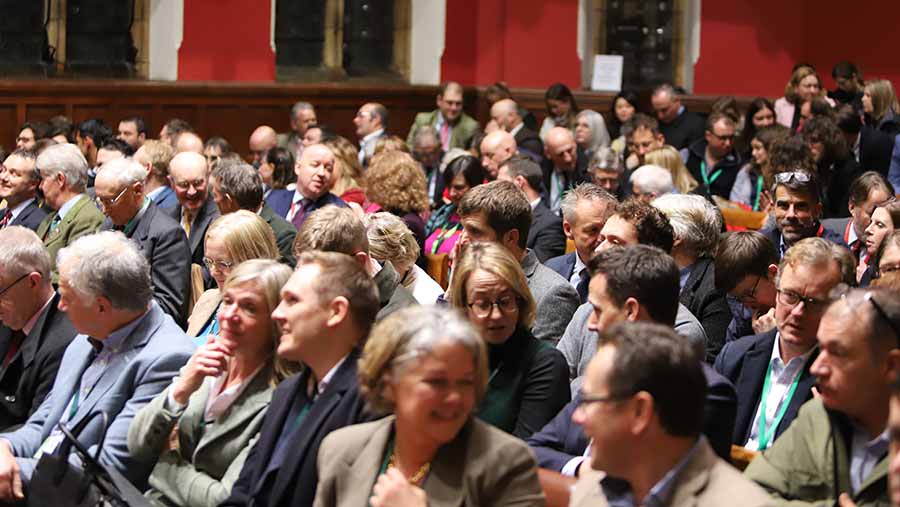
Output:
top-left (730, 444), bottom-right (758, 471)
top-left (565, 238), bottom-right (576, 254)
top-left (425, 253), bottom-right (450, 289)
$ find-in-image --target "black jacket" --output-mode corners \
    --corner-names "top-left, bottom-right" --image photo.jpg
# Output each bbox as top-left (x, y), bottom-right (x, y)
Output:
top-left (684, 139), bottom-right (742, 199)
top-left (659, 108), bottom-right (706, 150)
top-left (527, 202), bottom-right (566, 263)
top-left (680, 257), bottom-right (732, 363)
top-left (514, 126), bottom-right (544, 161)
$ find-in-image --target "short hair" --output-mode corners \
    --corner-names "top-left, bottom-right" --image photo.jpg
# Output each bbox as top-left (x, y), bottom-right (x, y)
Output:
top-left (46, 115), bottom-right (73, 142)
top-left (205, 211), bottom-right (279, 263)
top-left (164, 118), bottom-right (194, 137)
top-left (778, 237), bottom-right (855, 287)
top-left (614, 198), bottom-right (675, 253)
top-left (212, 162), bottom-right (264, 210)
top-left (290, 101), bottom-right (315, 119)
top-left (598, 322), bottom-right (707, 437)
top-left (560, 183), bottom-right (617, 226)
top-left (771, 169), bottom-right (821, 203)
top-left (76, 119), bottom-right (111, 146)
top-left (0, 226), bottom-right (51, 280)
top-left (365, 151), bottom-right (429, 214)
top-left (137, 140), bottom-right (174, 180)
top-left (19, 121), bottom-right (47, 139)
top-left (705, 111), bottom-right (735, 132)
top-left (587, 245), bottom-right (680, 327)
top-left (99, 137), bottom-right (135, 157)
top-left (412, 125), bottom-right (441, 149)
top-left (630, 164), bottom-right (674, 196)
top-left (438, 81), bottom-right (463, 97)
top-left (624, 113), bottom-right (660, 137)
top-left (57, 231), bottom-right (152, 311)
top-left (295, 250), bottom-right (380, 336)
top-left (652, 83), bottom-right (679, 100)
top-left (500, 154), bottom-right (543, 191)
top-left (98, 157), bottom-right (148, 187)
top-left (710, 96), bottom-right (740, 124)
top-left (6, 148), bottom-right (39, 182)
top-left (714, 231), bottom-right (779, 292)
top-left (369, 103), bottom-right (389, 128)
top-left (204, 136), bottom-right (233, 154)
top-left (263, 147), bottom-right (295, 190)
top-left (589, 146), bottom-right (624, 174)
top-left (830, 287), bottom-right (900, 359)
top-left (834, 104), bottom-right (862, 135)
top-left (449, 242), bottom-right (536, 329)
top-left (120, 116), bottom-right (147, 136)
top-left (458, 180), bottom-right (532, 249)
top-left (442, 154), bottom-right (485, 189)
top-left (849, 172), bottom-right (895, 206)
top-left (359, 306), bottom-right (488, 414)
top-left (652, 194), bottom-right (722, 258)
top-left (293, 206), bottom-right (368, 258)
top-left (35, 143), bottom-right (89, 192)
top-left (832, 61), bottom-right (860, 80)
top-left (364, 212), bottom-right (420, 271)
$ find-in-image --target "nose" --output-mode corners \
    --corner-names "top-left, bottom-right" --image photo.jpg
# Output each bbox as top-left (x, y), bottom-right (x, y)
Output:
top-left (789, 300), bottom-right (807, 317)
top-left (220, 302), bottom-right (238, 322)
top-left (785, 204), bottom-right (797, 219)
top-left (571, 404), bottom-right (585, 426)
top-left (809, 353), bottom-right (826, 378)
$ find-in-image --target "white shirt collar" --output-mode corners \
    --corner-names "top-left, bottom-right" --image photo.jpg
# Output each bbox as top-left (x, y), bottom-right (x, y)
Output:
top-left (57, 194), bottom-right (84, 220)
top-left (6, 197), bottom-right (34, 223)
top-left (771, 332), bottom-right (816, 368)
top-left (361, 129), bottom-right (385, 145)
top-left (317, 354), bottom-right (348, 396)
top-left (529, 197), bottom-right (541, 210)
top-left (509, 122), bottom-right (525, 137)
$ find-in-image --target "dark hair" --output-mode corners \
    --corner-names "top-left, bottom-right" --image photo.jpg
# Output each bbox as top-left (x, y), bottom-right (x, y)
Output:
top-left (76, 119), bottom-right (112, 146)
top-left (705, 111), bottom-right (735, 132)
top-left (772, 169), bottom-right (822, 203)
top-left (832, 61), bottom-right (860, 80)
top-left (499, 154), bottom-right (542, 191)
top-left (737, 97), bottom-right (776, 154)
top-left (46, 115), bottom-right (73, 142)
top-left (264, 147), bottom-right (296, 189)
top-left (164, 118), bottom-right (194, 136)
top-left (623, 113), bottom-right (660, 138)
top-left (714, 231), bottom-right (779, 292)
top-left (458, 180), bottom-right (532, 250)
top-left (614, 198), bottom-right (675, 253)
top-left (849, 172), bottom-right (894, 206)
top-left (369, 103), bottom-right (389, 129)
top-left (801, 116), bottom-right (849, 183)
top-left (598, 322), bottom-right (707, 437)
top-left (710, 96), bottom-right (740, 123)
top-left (587, 245), bottom-right (680, 326)
top-left (308, 124), bottom-right (336, 143)
top-left (485, 82), bottom-right (512, 103)
top-left (212, 162), bottom-right (264, 210)
top-left (806, 97), bottom-right (835, 121)
top-left (119, 116), bottom-right (146, 136)
top-left (205, 136), bottom-right (233, 154)
top-left (768, 133), bottom-right (816, 174)
top-left (751, 125), bottom-right (790, 178)
top-left (443, 154), bottom-right (485, 189)
top-left (876, 230), bottom-right (900, 279)
top-left (100, 137), bottom-right (134, 157)
top-left (467, 131), bottom-right (486, 157)
top-left (545, 83), bottom-right (579, 113)
top-left (609, 90), bottom-right (640, 139)
top-left (834, 104), bottom-right (862, 135)
top-left (19, 121), bottom-right (47, 139)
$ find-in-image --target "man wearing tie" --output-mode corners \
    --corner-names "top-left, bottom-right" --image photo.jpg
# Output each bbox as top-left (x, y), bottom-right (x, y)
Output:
top-left (281, 144), bottom-right (347, 230)
top-left (406, 82), bottom-right (480, 152)
top-left (165, 151), bottom-right (220, 273)
top-left (0, 150), bottom-right (47, 232)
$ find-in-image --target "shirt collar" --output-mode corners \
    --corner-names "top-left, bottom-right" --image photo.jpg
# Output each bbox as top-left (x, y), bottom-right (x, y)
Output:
top-left (361, 129), bottom-right (385, 145)
top-left (147, 186), bottom-right (167, 200)
top-left (573, 251), bottom-right (588, 276)
top-left (21, 293), bottom-right (55, 336)
top-left (57, 194), bottom-right (85, 220)
top-left (509, 122), bottom-right (525, 138)
top-left (98, 303), bottom-right (152, 353)
top-left (529, 197), bottom-right (541, 210)
top-left (7, 197), bottom-right (34, 222)
top-left (771, 331), bottom-right (816, 367)
top-left (600, 436), bottom-right (705, 507)
top-left (316, 354), bottom-right (348, 396)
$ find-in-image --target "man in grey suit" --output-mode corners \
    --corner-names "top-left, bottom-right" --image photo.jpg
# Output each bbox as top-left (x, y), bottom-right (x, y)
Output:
top-left (96, 158), bottom-right (191, 327)
top-left (457, 180), bottom-right (579, 344)
top-left (0, 231), bottom-right (194, 501)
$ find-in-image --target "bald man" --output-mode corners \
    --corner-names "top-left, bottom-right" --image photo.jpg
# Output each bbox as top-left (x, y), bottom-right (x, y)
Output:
top-left (541, 126), bottom-right (589, 213)
top-left (166, 151), bottom-right (220, 269)
top-left (491, 98), bottom-right (543, 158)
top-left (174, 132), bottom-right (204, 154)
top-left (406, 81), bottom-right (480, 151)
top-left (249, 125), bottom-right (278, 168)
top-left (480, 130), bottom-right (518, 180)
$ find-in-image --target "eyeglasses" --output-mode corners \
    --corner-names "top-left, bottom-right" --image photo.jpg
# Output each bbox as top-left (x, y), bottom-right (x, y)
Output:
top-left (96, 185), bottom-right (131, 208)
top-left (776, 289), bottom-right (829, 312)
top-left (467, 295), bottom-right (519, 318)
top-left (203, 257), bottom-right (234, 272)
top-left (774, 171), bottom-right (812, 185)
top-left (576, 391), bottom-right (633, 408)
top-left (708, 132), bottom-right (736, 142)
top-left (736, 276), bottom-right (762, 303)
top-left (0, 273), bottom-right (30, 299)
top-left (173, 179), bottom-right (206, 190)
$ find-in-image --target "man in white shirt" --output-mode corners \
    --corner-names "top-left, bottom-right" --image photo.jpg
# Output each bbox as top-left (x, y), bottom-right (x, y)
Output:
top-left (354, 102), bottom-right (387, 168)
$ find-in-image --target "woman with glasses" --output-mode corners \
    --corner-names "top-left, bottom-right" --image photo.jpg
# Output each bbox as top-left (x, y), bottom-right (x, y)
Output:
top-left (129, 259), bottom-right (294, 507)
top-left (449, 242), bottom-right (569, 439)
top-left (861, 200), bottom-right (900, 285)
top-left (186, 211), bottom-right (280, 346)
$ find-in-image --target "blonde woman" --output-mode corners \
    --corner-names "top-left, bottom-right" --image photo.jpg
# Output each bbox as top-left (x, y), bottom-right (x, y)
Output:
top-left (863, 79), bottom-right (900, 136)
top-left (365, 212), bottom-right (444, 305)
top-left (774, 66), bottom-right (835, 129)
top-left (644, 145), bottom-right (700, 194)
top-left (323, 136), bottom-right (366, 205)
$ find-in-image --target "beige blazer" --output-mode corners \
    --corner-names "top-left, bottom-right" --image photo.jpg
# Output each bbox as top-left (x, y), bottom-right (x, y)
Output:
top-left (186, 288), bottom-right (221, 338)
top-left (314, 415), bottom-right (545, 507)
top-left (569, 439), bottom-right (773, 507)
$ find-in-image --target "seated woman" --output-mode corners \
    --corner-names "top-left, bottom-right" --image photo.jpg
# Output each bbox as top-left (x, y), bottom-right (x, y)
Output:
top-left (259, 147), bottom-right (295, 195)
top-left (539, 83), bottom-right (579, 141)
top-left (861, 200), bottom-right (900, 285)
top-left (574, 109), bottom-right (611, 159)
top-left (729, 125), bottom-right (788, 211)
top-left (364, 150), bottom-right (430, 251)
top-left (609, 90), bottom-right (638, 154)
top-left (424, 154), bottom-right (486, 256)
top-left (735, 97), bottom-right (775, 159)
top-left (314, 306), bottom-right (543, 507)
top-left (128, 259), bottom-right (294, 507)
top-left (449, 242), bottom-right (569, 439)
top-left (187, 211), bottom-right (280, 345)
top-left (644, 145), bottom-right (701, 195)
top-left (365, 212), bottom-right (444, 305)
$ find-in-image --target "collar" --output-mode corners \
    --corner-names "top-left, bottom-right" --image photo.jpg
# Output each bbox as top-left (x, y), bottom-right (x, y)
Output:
top-left (600, 436), bottom-right (704, 507)
top-left (21, 293), bottom-right (55, 336)
top-left (679, 264), bottom-right (694, 290)
top-left (312, 354), bottom-right (348, 397)
top-left (573, 251), bottom-right (588, 276)
top-left (529, 197), bottom-right (541, 210)
top-left (57, 193), bottom-right (84, 220)
top-left (845, 219), bottom-right (860, 247)
top-left (779, 223), bottom-right (824, 254)
top-left (119, 197), bottom-right (151, 235)
top-left (147, 186), bottom-right (167, 200)
top-left (361, 129), bottom-right (385, 145)
top-left (771, 331), bottom-right (816, 367)
top-left (509, 122), bottom-right (525, 138)
top-left (98, 304), bottom-right (152, 353)
top-left (368, 257), bottom-right (384, 277)
top-left (6, 197), bottom-right (34, 222)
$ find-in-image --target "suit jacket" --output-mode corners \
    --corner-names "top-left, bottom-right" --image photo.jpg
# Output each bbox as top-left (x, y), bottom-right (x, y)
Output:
top-left (276, 132), bottom-right (301, 159)
top-left (527, 202), bottom-right (566, 263)
top-left (265, 188), bottom-right (294, 219)
top-left (680, 258), bottom-right (732, 363)
top-left (186, 288), bottom-right (222, 338)
top-left (0, 302), bottom-right (195, 490)
top-left (406, 110), bottom-right (481, 151)
top-left (570, 438), bottom-right (772, 507)
top-left (760, 223), bottom-right (848, 260)
top-left (545, 252), bottom-right (577, 282)
top-left (0, 293), bottom-right (77, 431)
top-left (540, 148), bottom-right (589, 207)
top-left (101, 201), bottom-right (191, 328)
top-left (374, 261), bottom-right (418, 321)
top-left (128, 363), bottom-right (275, 507)
top-left (0, 199), bottom-right (48, 232)
top-left (259, 203), bottom-right (297, 267)
top-left (315, 416), bottom-right (544, 507)
top-left (165, 195), bottom-right (221, 267)
top-left (713, 328), bottom-right (818, 446)
top-left (150, 185), bottom-right (179, 210)
top-left (221, 349), bottom-right (372, 507)
top-left (35, 194), bottom-right (105, 282)
top-left (514, 126), bottom-right (544, 160)
top-left (521, 249), bottom-right (580, 345)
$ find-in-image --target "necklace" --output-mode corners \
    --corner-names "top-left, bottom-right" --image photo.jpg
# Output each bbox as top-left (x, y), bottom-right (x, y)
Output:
top-left (388, 452), bottom-right (431, 484)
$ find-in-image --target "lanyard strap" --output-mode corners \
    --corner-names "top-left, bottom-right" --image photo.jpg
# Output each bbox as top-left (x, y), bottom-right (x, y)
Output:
top-left (430, 223), bottom-right (460, 254)
top-left (756, 360), bottom-right (802, 450)
top-left (752, 175), bottom-right (763, 211)
top-left (700, 161), bottom-right (723, 187)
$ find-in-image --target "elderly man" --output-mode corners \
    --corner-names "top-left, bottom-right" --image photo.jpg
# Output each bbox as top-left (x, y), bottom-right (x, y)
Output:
top-left (269, 143), bottom-right (347, 229)
top-left (0, 227), bottom-right (76, 430)
top-left (407, 82), bottom-right (480, 152)
top-left (34, 144), bottom-right (104, 281)
top-left (116, 116), bottom-right (146, 150)
top-left (354, 102), bottom-right (388, 167)
top-left (480, 130), bottom-right (517, 180)
top-left (715, 238), bottom-right (855, 451)
top-left (134, 140), bottom-right (177, 209)
top-left (0, 232), bottom-right (194, 500)
top-left (650, 83), bottom-right (706, 150)
top-left (568, 322), bottom-right (770, 507)
top-left (166, 151), bottom-right (220, 269)
top-left (542, 127), bottom-right (589, 213)
top-left (410, 126), bottom-right (445, 206)
top-left (277, 101), bottom-right (317, 160)
top-left (491, 98), bottom-right (543, 157)
top-left (249, 125), bottom-right (278, 168)
top-left (685, 112), bottom-right (742, 199)
top-left (96, 158), bottom-right (191, 326)
top-left (630, 164), bottom-right (675, 203)
top-left (0, 150), bottom-right (47, 231)
top-left (745, 287), bottom-right (899, 506)
top-left (589, 147), bottom-right (626, 199)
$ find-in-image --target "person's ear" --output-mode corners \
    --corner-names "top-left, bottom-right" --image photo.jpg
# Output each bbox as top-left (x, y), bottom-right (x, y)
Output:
top-left (96, 295), bottom-right (112, 314)
top-left (353, 251), bottom-right (369, 269)
top-left (513, 175), bottom-right (528, 191)
top-left (767, 264), bottom-right (779, 281)
top-left (327, 296), bottom-right (350, 328)
top-left (630, 391), bottom-right (655, 436)
top-left (623, 297), bottom-right (641, 321)
top-left (562, 220), bottom-right (574, 241)
top-left (503, 229), bottom-right (520, 250)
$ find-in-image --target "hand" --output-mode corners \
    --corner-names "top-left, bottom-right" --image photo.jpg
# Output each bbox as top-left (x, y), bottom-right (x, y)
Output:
top-left (838, 493), bottom-right (857, 507)
top-left (370, 468), bottom-right (427, 507)
top-left (0, 441), bottom-right (22, 502)
top-left (752, 308), bottom-right (776, 334)
top-left (162, 425), bottom-right (181, 454)
top-left (171, 337), bottom-right (233, 405)
top-left (758, 190), bottom-right (773, 214)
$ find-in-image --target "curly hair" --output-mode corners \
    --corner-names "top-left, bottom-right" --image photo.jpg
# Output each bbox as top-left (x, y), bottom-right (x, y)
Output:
top-left (615, 198), bottom-right (675, 254)
top-left (364, 151), bottom-right (429, 214)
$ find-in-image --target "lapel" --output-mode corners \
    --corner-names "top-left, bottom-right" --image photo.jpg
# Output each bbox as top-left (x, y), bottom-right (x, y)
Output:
top-left (176, 380), bottom-right (211, 456)
top-left (188, 199), bottom-right (213, 254)
top-left (11, 201), bottom-right (37, 227)
top-left (422, 420), bottom-right (474, 506)
top-left (520, 250), bottom-right (539, 278)
top-left (374, 261), bottom-right (400, 306)
top-left (668, 440), bottom-right (717, 507)
top-left (734, 330), bottom-right (777, 442)
top-left (250, 373), bottom-right (304, 479)
top-left (679, 258), bottom-right (711, 304)
top-left (338, 417), bottom-right (394, 507)
top-left (564, 252), bottom-right (577, 280)
top-left (45, 195), bottom-right (90, 246)
top-left (16, 293), bottom-right (60, 372)
top-left (44, 337), bottom-right (97, 437)
top-left (130, 203), bottom-right (155, 247)
top-left (857, 456), bottom-right (889, 497)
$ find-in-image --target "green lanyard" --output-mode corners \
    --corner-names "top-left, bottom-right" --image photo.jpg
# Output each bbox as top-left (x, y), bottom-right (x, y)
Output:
top-left (752, 175), bottom-right (763, 211)
top-left (378, 432), bottom-right (395, 477)
top-left (756, 359), bottom-right (802, 450)
top-left (700, 161), bottom-right (723, 187)
top-left (430, 223), bottom-right (460, 254)
top-left (69, 386), bottom-right (82, 420)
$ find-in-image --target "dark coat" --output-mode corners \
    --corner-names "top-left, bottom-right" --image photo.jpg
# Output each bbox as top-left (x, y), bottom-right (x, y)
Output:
top-left (540, 147), bottom-right (590, 206)
top-left (0, 200), bottom-right (48, 232)
top-left (515, 126), bottom-right (544, 161)
top-left (545, 252), bottom-right (577, 281)
top-left (165, 195), bottom-right (220, 267)
top-left (659, 108), bottom-right (706, 150)
top-left (680, 258), bottom-right (732, 363)
top-left (858, 125), bottom-right (894, 176)
top-left (684, 139), bottom-right (742, 199)
top-left (527, 202), bottom-right (567, 263)
top-left (150, 185), bottom-right (179, 210)
top-left (259, 203), bottom-right (297, 267)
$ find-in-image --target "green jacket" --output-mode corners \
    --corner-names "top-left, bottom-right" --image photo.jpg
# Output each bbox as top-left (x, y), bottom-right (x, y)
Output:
top-left (35, 194), bottom-right (104, 283)
top-left (744, 398), bottom-right (889, 507)
top-left (406, 110), bottom-right (481, 151)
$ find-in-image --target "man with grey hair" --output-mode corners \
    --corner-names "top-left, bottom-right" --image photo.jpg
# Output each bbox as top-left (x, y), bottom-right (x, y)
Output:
top-left (0, 149), bottom-right (47, 231)
top-left (653, 193), bottom-right (730, 361)
top-left (407, 81), bottom-right (480, 152)
top-left (546, 183), bottom-right (617, 303)
top-left (277, 101), bottom-right (317, 160)
top-left (0, 231), bottom-right (194, 500)
top-left (96, 158), bottom-right (191, 326)
top-left (0, 226), bottom-right (76, 430)
top-left (650, 83), bottom-right (705, 150)
top-left (542, 126), bottom-right (589, 213)
top-left (34, 143), bottom-right (104, 282)
top-left (410, 125), bottom-right (445, 207)
top-left (480, 130), bottom-right (517, 180)
top-left (588, 147), bottom-right (625, 199)
top-left (630, 164), bottom-right (675, 203)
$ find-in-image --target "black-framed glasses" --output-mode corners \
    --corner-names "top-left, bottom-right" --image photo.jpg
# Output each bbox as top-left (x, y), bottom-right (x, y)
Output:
top-left (776, 289), bottom-right (829, 311)
top-left (576, 392), bottom-right (633, 408)
top-left (736, 276), bottom-right (762, 303)
top-left (467, 296), bottom-right (519, 319)
top-left (96, 185), bottom-right (131, 208)
top-left (0, 273), bottom-right (30, 298)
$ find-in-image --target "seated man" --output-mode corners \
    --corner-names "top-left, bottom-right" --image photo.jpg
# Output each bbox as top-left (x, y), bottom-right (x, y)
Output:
top-left (0, 232), bottom-right (194, 499)
top-left (546, 183), bottom-right (617, 303)
top-left (293, 206), bottom-right (416, 320)
top-left (745, 287), bottom-right (899, 506)
top-left (174, 132), bottom-right (204, 155)
top-left (267, 143), bottom-right (347, 228)
top-left (569, 322), bottom-right (769, 507)
top-left (715, 237), bottom-right (854, 450)
top-left (133, 140), bottom-right (177, 209)
top-left (354, 102), bottom-right (387, 167)
top-left (221, 251), bottom-right (379, 507)
top-left (407, 81), bottom-right (480, 152)
top-left (496, 155), bottom-right (566, 262)
top-left (491, 98), bottom-right (543, 158)
top-left (650, 83), bottom-right (706, 150)
top-left (714, 231), bottom-right (780, 341)
top-left (249, 126), bottom-right (277, 168)
top-left (479, 130), bottom-right (517, 180)
top-left (624, 114), bottom-right (666, 170)
top-left (588, 147), bottom-right (626, 199)
top-left (630, 164), bottom-right (675, 203)
top-left (457, 180), bottom-right (579, 344)
top-left (0, 227), bottom-right (76, 430)
top-left (410, 126), bottom-right (445, 207)
top-left (684, 112), bottom-right (742, 199)
top-left (96, 158), bottom-right (191, 327)
top-left (0, 150), bottom-right (47, 231)
top-left (822, 171), bottom-right (894, 265)
top-left (541, 127), bottom-right (589, 213)
top-left (528, 246), bottom-right (738, 473)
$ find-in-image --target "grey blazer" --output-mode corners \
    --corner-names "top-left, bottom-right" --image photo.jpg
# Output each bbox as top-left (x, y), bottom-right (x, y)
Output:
top-left (521, 249), bottom-right (579, 345)
top-left (0, 302), bottom-right (195, 490)
top-left (128, 363), bottom-right (275, 507)
top-left (313, 416), bottom-right (544, 507)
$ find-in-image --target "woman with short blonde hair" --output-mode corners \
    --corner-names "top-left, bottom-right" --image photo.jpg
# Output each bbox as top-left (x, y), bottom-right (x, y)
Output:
top-left (364, 212), bottom-right (444, 305)
top-left (644, 145), bottom-right (699, 194)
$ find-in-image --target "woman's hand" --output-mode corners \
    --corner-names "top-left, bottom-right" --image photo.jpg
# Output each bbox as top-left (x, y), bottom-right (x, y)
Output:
top-left (370, 468), bottom-right (427, 507)
top-left (170, 336), bottom-right (233, 405)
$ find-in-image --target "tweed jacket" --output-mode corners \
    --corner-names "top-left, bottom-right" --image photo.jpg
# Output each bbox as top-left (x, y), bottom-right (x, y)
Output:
top-left (35, 194), bottom-right (104, 282)
top-left (521, 249), bottom-right (579, 345)
top-left (405, 110), bottom-right (481, 151)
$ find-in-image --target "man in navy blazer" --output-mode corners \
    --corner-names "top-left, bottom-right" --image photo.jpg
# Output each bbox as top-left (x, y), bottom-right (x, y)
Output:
top-left (270, 144), bottom-right (347, 230)
top-left (221, 251), bottom-right (379, 507)
top-left (0, 150), bottom-right (48, 232)
top-left (0, 232), bottom-right (193, 501)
